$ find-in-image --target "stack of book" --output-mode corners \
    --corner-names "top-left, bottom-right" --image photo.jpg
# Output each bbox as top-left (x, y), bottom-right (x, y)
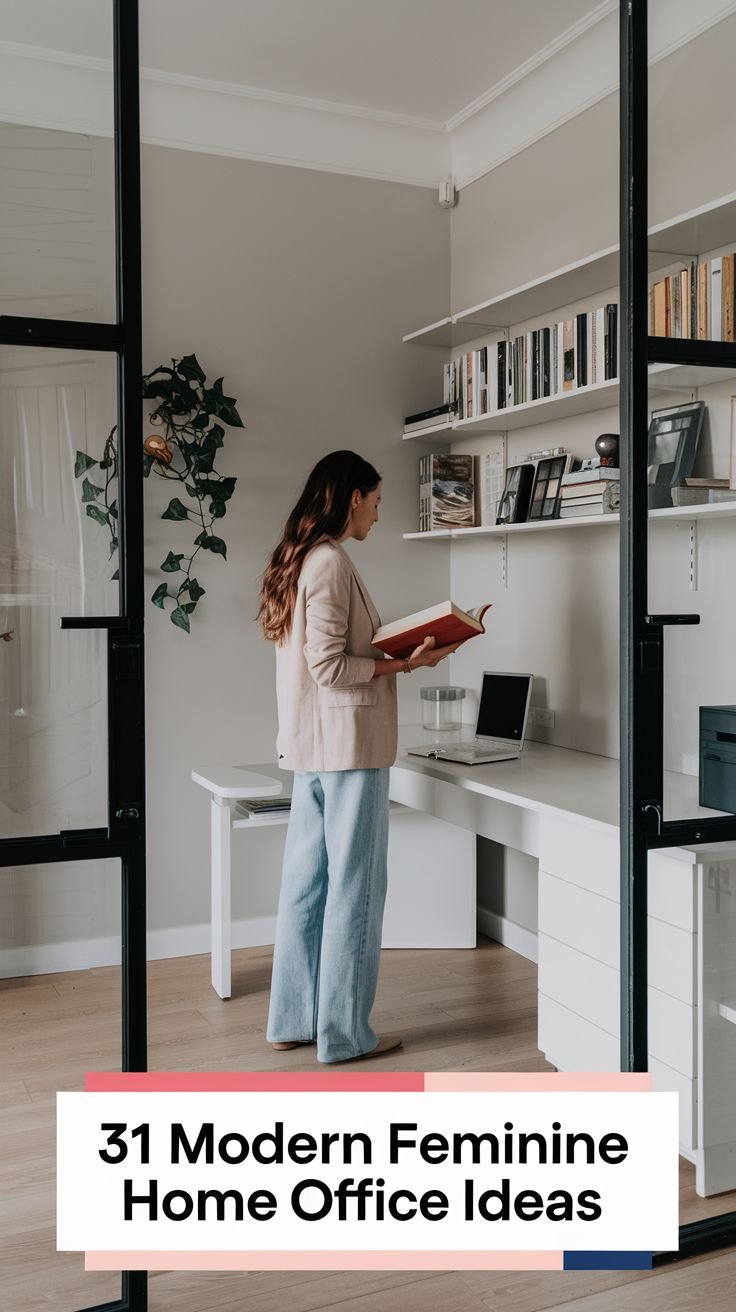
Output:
top-left (419, 453), bottom-right (475, 531)
top-left (671, 478), bottom-right (736, 506)
top-left (559, 468), bottom-right (621, 518)
top-left (448, 302), bottom-right (618, 419)
top-left (649, 255), bottom-right (735, 341)
top-left (404, 404), bottom-right (453, 436)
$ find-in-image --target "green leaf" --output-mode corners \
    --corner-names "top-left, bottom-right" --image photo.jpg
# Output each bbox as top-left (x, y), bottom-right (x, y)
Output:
top-left (161, 550), bottom-right (184, 573)
top-left (217, 396), bottom-right (244, 428)
top-left (109, 536), bottom-right (118, 559)
top-left (176, 353), bottom-right (206, 384)
top-left (185, 481), bottom-right (205, 499)
top-left (209, 423), bottom-right (225, 449)
top-left (111, 568), bottom-right (119, 581)
top-left (75, 451), bottom-right (98, 478)
top-left (161, 497), bottom-right (189, 522)
top-left (210, 500), bottom-right (226, 519)
top-left (86, 504), bottom-right (109, 527)
top-left (187, 578), bottom-right (205, 603)
top-left (143, 455), bottom-right (155, 478)
top-left (191, 413), bottom-right (209, 430)
top-left (109, 500), bottom-right (118, 519)
top-left (151, 582), bottom-right (169, 609)
top-left (193, 530), bottom-right (226, 554)
top-left (170, 605), bottom-right (191, 633)
top-left (181, 601), bottom-right (197, 614)
top-left (82, 478), bottom-right (104, 503)
top-left (193, 448), bottom-right (215, 474)
top-left (207, 535), bottom-right (227, 558)
top-left (209, 476), bottom-right (236, 501)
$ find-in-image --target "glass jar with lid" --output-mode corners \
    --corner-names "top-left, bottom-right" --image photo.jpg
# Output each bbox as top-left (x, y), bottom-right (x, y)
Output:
top-left (420, 686), bottom-right (465, 733)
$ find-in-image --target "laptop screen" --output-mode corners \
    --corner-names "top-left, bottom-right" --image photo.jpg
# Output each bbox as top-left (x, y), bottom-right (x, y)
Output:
top-left (476, 672), bottom-right (533, 743)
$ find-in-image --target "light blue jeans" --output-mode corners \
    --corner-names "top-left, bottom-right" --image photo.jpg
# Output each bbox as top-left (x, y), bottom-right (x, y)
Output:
top-left (266, 767), bottom-right (390, 1063)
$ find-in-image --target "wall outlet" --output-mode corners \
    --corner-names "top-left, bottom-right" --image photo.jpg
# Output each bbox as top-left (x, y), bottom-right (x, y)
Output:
top-left (529, 707), bottom-right (555, 729)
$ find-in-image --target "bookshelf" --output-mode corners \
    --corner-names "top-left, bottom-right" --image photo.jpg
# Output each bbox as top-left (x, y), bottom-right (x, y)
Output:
top-left (402, 188), bottom-right (736, 541)
top-left (403, 190), bottom-right (736, 349)
top-left (402, 499), bottom-right (736, 541)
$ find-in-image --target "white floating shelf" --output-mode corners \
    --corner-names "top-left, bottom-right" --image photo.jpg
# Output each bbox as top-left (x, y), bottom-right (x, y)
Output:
top-left (402, 500), bottom-right (736, 541)
top-left (403, 190), bottom-right (736, 347)
top-left (401, 363), bottom-right (736, 440)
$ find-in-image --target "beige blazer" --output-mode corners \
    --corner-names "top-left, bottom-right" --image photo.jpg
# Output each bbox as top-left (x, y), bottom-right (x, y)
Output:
top-left (275, 538), bottom-right (397, 772)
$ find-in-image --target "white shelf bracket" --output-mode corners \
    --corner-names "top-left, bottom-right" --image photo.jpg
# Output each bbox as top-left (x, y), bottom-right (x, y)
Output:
top-left (689, 519), bottom-right (698, 591)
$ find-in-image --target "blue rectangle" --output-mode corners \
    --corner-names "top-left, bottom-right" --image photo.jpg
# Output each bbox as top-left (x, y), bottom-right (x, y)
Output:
top-left (564, 1252), bottom-right (652, 1271)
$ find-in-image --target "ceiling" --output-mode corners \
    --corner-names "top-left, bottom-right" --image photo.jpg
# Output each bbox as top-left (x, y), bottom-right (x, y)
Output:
top-left (2, 0), bottom-right (603, 122)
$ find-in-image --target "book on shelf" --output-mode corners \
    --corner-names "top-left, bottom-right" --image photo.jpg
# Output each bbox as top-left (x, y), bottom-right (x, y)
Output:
top-left (476, 449), bottom-right (505, 526)
top-left (404, 403), bottom-right (453, 434)
top-left (373, 601), bottom-right (492, 659)
top-left (419, 453), bottom-right (475, 531)
top-left (562, 466), bottom-right (620, 485)
top-left (671, 486), bottom-right (736, 506)
top-left (559, 499), bottom-right (618, 518)
top-left (650, 253), bottom-right (736, 340)
top-left (437, 301), bottom-right (619, 428)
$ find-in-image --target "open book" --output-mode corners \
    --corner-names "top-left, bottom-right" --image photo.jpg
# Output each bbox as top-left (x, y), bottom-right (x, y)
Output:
top-left (372, 601), bottom-right (491, 660)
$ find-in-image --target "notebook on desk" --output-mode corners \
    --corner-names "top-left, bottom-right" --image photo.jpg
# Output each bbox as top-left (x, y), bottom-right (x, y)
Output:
top-left (408, 671), bottom-right (534, 765)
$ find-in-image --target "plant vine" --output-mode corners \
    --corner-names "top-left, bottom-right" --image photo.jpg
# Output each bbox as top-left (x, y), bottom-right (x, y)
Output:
top-left (74, 353), bottom-right (244, 633)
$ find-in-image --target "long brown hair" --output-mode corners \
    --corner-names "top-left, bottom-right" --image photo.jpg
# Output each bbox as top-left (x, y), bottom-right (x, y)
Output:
top-left (258, 450), bottom-right (381, 642)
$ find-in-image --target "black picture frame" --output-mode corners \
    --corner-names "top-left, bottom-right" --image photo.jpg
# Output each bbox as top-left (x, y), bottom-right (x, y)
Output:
top-left (528, 454), bottom-right (568, 520)
top-left (496, 463), bottom-right (534, 525)
top-left (647, 400), bottom-right (705, 509)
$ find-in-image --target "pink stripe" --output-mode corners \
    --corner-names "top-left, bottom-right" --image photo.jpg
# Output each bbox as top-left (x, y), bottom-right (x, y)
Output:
top-left (85, 1250), bottom-right (563, 1272)
top-left (425, 1073), bottom-right (654, 1092)
top-left (84, 1072), bottom-right (425, 1092)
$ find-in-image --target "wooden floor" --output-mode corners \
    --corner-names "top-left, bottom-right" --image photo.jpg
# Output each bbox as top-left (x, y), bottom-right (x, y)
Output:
top-left (2, 937), bottom-right (736, 1312)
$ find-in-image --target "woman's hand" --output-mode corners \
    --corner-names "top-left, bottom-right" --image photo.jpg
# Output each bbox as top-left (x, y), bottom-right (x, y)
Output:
top-left (408, 635), bottom-right (462, 668)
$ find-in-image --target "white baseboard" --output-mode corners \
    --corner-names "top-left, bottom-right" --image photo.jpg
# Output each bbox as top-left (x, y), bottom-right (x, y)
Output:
top-left (0, 916), bottom-right (277, 980)
top-left (477, 906), bottom-right (538, 964)
top-left (5, 907), bottom-right (538, 979)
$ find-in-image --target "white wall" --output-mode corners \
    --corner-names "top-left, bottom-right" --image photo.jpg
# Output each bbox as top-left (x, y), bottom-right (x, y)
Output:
top-left (446, 18), bottom-right (736, 936)
top-left (0, 137), bottom-right (450, 973)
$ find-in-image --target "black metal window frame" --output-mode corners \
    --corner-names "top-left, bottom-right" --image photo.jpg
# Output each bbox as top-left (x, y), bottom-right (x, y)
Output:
top-left (620, 0), bottom-right (736, 1266)
top-left (0, 3), bottom-right (147, 1309)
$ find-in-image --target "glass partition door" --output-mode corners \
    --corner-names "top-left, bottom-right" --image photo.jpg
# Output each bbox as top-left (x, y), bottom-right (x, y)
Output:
top-left (0, 3), bottom-right (146, 1310)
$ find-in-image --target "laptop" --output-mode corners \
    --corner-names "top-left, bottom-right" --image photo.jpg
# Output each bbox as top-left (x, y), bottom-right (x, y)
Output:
top-left (408, 671), bottom-right (534, 765)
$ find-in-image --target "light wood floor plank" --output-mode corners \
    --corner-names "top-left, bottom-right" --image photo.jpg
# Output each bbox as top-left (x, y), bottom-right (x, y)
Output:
top-left (2, 937), bottom-right (736, 1312)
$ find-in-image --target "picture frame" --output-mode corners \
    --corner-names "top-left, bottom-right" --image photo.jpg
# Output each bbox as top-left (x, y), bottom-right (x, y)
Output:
top-left (646, 400), bottom-right (706, 509)
top-left (528, 453), bottom-right (569, 520)
top-left (495, 463), bottom-right (534, 525)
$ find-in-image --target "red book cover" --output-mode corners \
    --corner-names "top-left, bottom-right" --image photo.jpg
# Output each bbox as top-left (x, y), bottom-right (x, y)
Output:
top-left (373, 602), bottom-right (491, 660)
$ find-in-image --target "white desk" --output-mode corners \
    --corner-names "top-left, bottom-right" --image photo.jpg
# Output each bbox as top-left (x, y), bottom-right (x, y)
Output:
top-left (192, 762), bottom-right (475, 1000)
top-left (390, 728), bottom-right (736, 1198)
top-left (193, 737), bottom-right (736, 1196)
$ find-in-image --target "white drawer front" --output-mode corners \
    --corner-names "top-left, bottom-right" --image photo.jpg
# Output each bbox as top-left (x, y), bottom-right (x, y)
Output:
top-left (540, 996), bottom-right (696, 1150)
top-left (539, 993), bottom-right (618, 1072)
top-left (539, 871), bottom-right (695, 1004)
top-left (539, 933), bottom-right (696, 1077)
top-left (539, 818), bottom-right (619, 898)
top-left (539, 819), bottom-right (696, 933)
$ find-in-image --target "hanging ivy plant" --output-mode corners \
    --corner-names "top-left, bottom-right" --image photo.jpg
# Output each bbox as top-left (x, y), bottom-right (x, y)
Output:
top-left (74, 353), bottom-right (244, 633)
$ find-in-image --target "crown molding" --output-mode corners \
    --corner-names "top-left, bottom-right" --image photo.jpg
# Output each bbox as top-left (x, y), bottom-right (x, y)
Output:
top-left (0, 1), bottom-right (735, 192)
top-left (451, 0), bottom-right (736, 191)
top-left (445, 0), bottom-right (616, 132)
top-left (0, 40), bottom-right (447, 188)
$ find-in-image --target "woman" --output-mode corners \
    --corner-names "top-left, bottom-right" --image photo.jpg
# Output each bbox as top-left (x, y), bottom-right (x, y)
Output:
top-left (258, 450), bottom-right (458, 1063)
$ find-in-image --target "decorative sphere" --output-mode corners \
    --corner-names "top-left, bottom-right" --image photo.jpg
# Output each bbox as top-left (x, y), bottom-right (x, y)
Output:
top-left (595, 432), bottom-right (619, 465)
top-left (143, 433), bottom-right (174, 465)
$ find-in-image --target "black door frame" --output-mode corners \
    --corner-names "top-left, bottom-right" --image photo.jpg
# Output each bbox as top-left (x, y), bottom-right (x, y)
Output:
top-left (0, 3), bottom-right (147, 1308)
top-left (619, 0), bottom-right (736, 1264)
